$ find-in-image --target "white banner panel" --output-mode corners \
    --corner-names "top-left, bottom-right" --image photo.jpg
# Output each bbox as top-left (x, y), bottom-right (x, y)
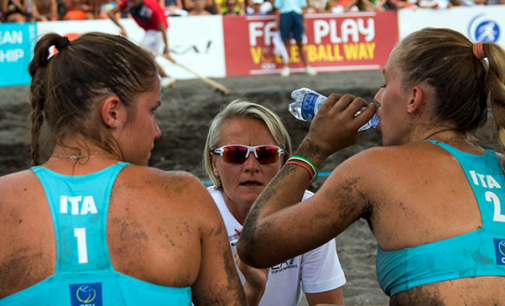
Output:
top-left (37, 16), bottom-right (226, 80)
top-left (398, 6), bottom-right (504, 47)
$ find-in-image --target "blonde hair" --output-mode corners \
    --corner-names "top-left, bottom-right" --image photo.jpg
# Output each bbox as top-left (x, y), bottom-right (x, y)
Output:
top-left (203, 100), bottom-right (292, 188)
top-left (395, 28), bottom-right (505, 146)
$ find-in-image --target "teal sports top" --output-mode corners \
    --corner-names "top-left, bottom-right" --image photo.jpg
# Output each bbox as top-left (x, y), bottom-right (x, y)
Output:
top-left (377, 141), bottom-right (505, 297)
top-left (0, 163), bottom-right (192, 306)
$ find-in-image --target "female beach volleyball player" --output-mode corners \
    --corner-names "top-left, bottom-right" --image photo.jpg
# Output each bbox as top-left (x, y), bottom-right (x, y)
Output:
top-left (0, 32), bottom-right (248, 305)
top-left (239, 28), bottom-right (505, 305)
top-left (204, 101), bottom-right (346, 306)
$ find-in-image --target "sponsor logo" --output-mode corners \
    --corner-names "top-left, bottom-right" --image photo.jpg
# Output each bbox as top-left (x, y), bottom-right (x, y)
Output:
top-left (468, 14), bottom-right (500, 43)
top-left (271, 258), bottom-right (297, 274)
top-left (69, 283), bottom-right (103, 306)
top-left (493, 238), bottom-right (505, 265)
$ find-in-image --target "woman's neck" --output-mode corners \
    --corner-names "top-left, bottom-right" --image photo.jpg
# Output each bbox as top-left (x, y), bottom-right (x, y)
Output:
top-left (222, 192), bottom-right (251, 226)
top-left (410, 125), bottom-right (484, 154)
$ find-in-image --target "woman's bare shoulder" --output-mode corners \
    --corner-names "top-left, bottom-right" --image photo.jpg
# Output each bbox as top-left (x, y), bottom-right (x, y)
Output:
top-left (119, 165), bottom-right (204, 191)
top-left (0, 170), bottom-right (39, 196)
top-left (115, 165), bottom-right (215, 211)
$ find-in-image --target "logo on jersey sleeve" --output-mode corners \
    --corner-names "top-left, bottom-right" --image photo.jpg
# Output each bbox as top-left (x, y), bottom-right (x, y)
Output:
top-left (493, 239), bottom-right (505, 265)
top-left (69, 283), bottom-right (103, 306)
top-left (271, 258), bottom-right (297, 274)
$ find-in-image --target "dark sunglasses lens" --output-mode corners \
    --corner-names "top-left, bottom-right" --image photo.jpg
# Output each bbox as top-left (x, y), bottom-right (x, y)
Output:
top-left (256, 146), bottom-right (279, 164)
top-left (222, 146), bottom-right (248, 163)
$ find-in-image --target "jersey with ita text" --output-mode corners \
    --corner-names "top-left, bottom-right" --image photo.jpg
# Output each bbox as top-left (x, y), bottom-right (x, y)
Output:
top-left (120, 0), bottom-right (168, 31)
top-left (0, 162), bottom-right (191, 306)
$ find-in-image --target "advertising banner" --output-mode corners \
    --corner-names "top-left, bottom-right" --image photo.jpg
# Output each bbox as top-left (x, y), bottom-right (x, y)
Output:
top-left (0, 23), bottom-right (37, 87)
top-left (36, 16), bottom-right (226, 80)
top-left (398, 6), bottom-right (505, 46)
top-left (223, 11), bottom-right (398, 76)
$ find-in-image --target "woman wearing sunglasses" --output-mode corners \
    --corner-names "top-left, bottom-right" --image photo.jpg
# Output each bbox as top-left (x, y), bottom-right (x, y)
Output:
top-left (203, 100), bottom-right (346, 306)
top-left (238, 28), bottom-right (505, 305)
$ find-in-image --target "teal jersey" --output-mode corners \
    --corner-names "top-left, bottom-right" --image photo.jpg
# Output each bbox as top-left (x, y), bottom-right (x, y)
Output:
top-left (0, 163), bottom-right (191, 305)
top-left (377, 141), bottom-right (505, 297)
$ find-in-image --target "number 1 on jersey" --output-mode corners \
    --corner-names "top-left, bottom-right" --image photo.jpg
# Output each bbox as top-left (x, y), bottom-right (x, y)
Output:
top-left (74, 228), bottom-right (88, 264)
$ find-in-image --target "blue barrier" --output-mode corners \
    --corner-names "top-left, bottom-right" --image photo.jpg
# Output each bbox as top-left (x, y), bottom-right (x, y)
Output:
top-left (0, 23), bottom-right (37, 87)
top-left (202, 171), bottom-right (333, 185)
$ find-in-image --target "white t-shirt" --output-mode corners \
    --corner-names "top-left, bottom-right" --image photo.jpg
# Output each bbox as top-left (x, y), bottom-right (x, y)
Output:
top-left (208, 186), bottom-right (346, 306)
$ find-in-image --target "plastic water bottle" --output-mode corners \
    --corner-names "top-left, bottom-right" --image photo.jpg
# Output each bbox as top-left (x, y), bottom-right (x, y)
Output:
top-left (289, 88), bottom-right (379, 132)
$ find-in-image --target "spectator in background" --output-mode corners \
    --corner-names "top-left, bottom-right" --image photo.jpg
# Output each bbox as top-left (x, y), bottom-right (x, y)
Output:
top-left (417, 0), bottom-right (453, 8)
top-left (63, 0), bottom-right (93, 19)
top-left (457, 0), bottom-right (485, 5)
top-left (275, 0), bottom-right (316, 77)
top-left (325, 0), bottom-right (358, 12)
top-left (182, 0), bottom-right (213, 13)
top-left (31, 0), bottom-right (58, 20)
top-left (188, 0), bottom-right (210, 14)
top-left (221, 0), bottom-right (243, 14)
top-left (1, 0), bottom-right (28, 22)
top-left (246, 0), bottom-right (274, 15)
top-left (307, 0), bottom-right (326, 12)
top-left (386, 0), bottom-right (415, 9)
top-left (361, 0), bottom-right (386, 10)
top-left (159, 0), bottom-right (188, 16)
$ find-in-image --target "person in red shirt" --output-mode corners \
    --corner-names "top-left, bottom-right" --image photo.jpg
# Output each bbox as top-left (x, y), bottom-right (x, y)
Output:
top-left (108, 0), bottom-right (176, 87)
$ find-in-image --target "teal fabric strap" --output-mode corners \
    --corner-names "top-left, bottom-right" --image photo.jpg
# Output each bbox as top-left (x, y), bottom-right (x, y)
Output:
top-left (376, 141), bottom-right (505, 297)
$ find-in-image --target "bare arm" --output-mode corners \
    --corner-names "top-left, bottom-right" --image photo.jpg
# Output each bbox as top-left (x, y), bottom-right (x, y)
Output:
top-left (50, 0), bottom-right (58, 19)
top-left (187, 177), bottom-right (247, 305)
top-left (10, 0), bottom-right (27, 14)
top-left (343, 0), bottom-right (357, 10)
top-left (183, 0), bottom-right (194, 9)
top-left (214, 0), bottom-right (222, 13)
top-left (239, 0), bottom-right (244, 13)
top-left (108, 5), bottom-right (126, 36)
top-left (306, 288), bottom-right (344, 306)
top-left (275, 8), bottom-right (280, 29)
top-left (1, 0), bottom-right (8, 14)
top-left (158, 23), bottom-right (169, 55)
top-left (238, 94), bottom-right (378, 268)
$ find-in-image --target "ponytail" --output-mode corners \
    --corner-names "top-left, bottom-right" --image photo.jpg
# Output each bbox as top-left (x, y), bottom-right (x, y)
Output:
top-left (27, 32), bottom-right (157, 166)
top-left (484, 43), bottom-right (505, 147)
top-left (28, 33), bottom-right (62, 165)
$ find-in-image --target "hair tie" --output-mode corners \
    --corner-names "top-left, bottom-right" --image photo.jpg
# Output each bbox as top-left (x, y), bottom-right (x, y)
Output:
top-left (55, 37), bottom-right (70, 52)
top-left (473, 42), bottom-right (485, 60)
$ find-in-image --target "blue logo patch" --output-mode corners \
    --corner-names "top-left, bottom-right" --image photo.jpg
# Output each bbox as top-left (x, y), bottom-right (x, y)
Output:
top-left (493, 238), bottom-right (505, 265)
top-left (468, 14), bottom-right (500, 43)
top-left (69, 283), bottom-right (103, 306)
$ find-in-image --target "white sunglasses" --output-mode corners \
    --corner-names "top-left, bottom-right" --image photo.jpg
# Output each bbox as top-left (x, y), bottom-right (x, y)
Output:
top-left (212, 144), bottom-right (285, 164)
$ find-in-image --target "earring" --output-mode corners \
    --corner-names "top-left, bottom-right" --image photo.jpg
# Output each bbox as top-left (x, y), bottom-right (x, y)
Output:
top-left (111, 122), bottom-right (116, 128)
top-left (214, 172), bottom-right (219, 177)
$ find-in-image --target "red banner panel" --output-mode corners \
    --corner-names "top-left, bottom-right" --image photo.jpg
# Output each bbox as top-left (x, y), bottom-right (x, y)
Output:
top-left (223, 11), bottom-right (398, 76)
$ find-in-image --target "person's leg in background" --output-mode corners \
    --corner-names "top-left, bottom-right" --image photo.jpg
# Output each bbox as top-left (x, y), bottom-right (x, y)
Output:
top-left (141, 30), bottom-right (176, 88)
top-left (280, 11), bottom-right (292, 77)
top-left (293, 11), bottom-right (316, 75)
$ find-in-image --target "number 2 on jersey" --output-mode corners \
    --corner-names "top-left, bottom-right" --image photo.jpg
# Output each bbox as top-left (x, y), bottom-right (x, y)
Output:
top-left (74, 228), bottom-right (89, 264)
top-left (485, 191), bottom-right (505, 223)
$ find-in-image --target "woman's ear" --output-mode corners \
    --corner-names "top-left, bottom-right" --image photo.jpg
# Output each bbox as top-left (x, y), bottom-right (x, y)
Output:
top-left (101, 95), bottom-right (127, 129)
top-left (406, 85), bottom-right (424, 115)
top-left (211, 153), bottom-right (220, 177)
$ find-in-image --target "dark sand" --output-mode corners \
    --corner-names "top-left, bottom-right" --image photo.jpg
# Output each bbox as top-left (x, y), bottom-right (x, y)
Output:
top-left (0, 71), bottom-right (391, 305)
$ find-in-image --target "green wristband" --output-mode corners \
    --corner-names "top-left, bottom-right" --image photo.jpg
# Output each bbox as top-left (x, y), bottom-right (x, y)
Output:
top-left (290, 155), bottom-right (318, 182)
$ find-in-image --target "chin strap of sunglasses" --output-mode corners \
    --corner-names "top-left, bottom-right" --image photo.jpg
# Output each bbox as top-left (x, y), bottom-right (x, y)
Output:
top-left (286, 156), bottom-right (319, 185)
